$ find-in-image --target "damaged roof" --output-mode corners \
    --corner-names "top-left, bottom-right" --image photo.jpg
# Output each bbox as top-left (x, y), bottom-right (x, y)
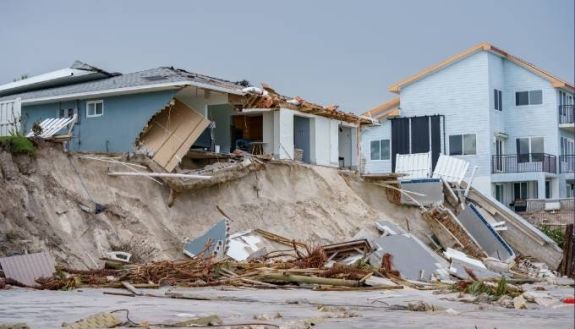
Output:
top-left (362, 97), bottom-right (400, 120)
top-left (0, 67), bottom-right (246, 103)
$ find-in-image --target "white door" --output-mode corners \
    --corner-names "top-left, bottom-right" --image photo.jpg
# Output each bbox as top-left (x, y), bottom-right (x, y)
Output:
top-left (0, 98), bottom-right (22, 136)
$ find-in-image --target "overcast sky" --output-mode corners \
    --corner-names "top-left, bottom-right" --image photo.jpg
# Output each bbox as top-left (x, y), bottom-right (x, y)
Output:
top-left (0, 0), bottom-right (573, 113)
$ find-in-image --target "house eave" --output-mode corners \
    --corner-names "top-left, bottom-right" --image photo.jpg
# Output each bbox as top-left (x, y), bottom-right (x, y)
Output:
top-left (20, 81), bottom-right (245, 106)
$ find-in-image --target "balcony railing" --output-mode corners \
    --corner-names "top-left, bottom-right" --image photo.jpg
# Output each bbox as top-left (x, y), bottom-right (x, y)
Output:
top-left (559, 105), bottom-right (575, 124)
top-left (492, 153), bottom-right (557, 174)
top-left (559, 155), bottom-right (575, 173)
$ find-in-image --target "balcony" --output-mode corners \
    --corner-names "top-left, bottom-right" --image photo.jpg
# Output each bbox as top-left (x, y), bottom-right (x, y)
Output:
top-left (559, 105), bottom-right (574, 132)
top-left (559, 155), bottom-right (575, 173)
top-left (492, 153), bottom-right (557, 174)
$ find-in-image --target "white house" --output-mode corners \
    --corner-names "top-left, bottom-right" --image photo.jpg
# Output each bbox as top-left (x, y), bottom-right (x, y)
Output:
top-left (361, 42), bottom-right (574, 210)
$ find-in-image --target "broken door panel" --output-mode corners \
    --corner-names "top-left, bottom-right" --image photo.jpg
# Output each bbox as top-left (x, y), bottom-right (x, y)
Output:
top-left (138, 99), bottom-right (210, 172)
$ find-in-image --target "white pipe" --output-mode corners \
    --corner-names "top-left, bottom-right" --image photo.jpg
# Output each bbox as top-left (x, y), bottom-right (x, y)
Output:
top-left (108, 172), bottom-right (212, 179)
top-left (464, 165), bottom-right (478, 197)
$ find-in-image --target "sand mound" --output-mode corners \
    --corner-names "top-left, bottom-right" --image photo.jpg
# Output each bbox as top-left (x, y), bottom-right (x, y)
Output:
top-left (0, 143), bottom-right (427, 269)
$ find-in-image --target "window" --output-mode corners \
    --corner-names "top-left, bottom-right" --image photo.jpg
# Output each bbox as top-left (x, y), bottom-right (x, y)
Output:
top-left (516, 137), bottom-right (544, 162)
top-left (86, 100), bottom-right (104, 118)
top-left (58, 108), bottom-right (76, 119)
top-left (494, 89), bottom-right (502, 111)
top-left (370, 139), bottom-right (390, 160)
top-left (561, 137), bottom-right (575, 155)
top-left (515, 90), bottom-right (542, 106)
top-left (449, 134), bottom-right (476, 155)
top-left (545, 181), bottom-right (551, 199)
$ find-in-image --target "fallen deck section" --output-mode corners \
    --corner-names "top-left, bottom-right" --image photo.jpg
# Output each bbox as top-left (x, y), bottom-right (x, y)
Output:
top-left (466, 187), bottom-right (563, 268)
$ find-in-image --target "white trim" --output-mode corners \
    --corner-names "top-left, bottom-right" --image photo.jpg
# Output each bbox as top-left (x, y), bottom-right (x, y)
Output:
top-left (19, 81), bottom-right (245, 105)
top-left (86, 100), bottom-right (104, 118)
top-left (369, 138), bottom-right (391, 161)
top-left (0, 68), bottom-right (94, 94)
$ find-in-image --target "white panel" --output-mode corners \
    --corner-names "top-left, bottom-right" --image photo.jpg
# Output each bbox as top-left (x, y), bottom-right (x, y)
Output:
top-left (395, 152), bottom-right (431, 179)
top-left (0, 98), bottom-right (21, 136)
top-left (432, 154), bottom-right (470, 184)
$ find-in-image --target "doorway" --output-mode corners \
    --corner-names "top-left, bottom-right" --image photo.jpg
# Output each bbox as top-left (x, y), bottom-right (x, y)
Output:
top-left (338, 125), bottom-right (353, 168)
top-left (294, 116), bottom-right (311, 163)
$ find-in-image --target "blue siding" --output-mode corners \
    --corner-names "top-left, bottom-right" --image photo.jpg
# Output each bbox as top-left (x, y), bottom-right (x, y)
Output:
top-left (22, 90), bottom-right (177, 152)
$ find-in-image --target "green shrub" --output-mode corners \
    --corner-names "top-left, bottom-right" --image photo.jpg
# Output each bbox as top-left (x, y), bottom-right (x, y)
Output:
top-left (538, 225), bottom-right (565, 248)
top-left (0, 135), bottom-right (36, 155)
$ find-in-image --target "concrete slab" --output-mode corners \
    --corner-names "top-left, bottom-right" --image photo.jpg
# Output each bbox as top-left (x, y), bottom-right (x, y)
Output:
top-left (183, 219), bottom-right (229, 258)
top-left (457, 204), bottom-right (515, 261)
top-left (370, 234), bottom-right (449, 281)
top-left (399, 179), bottom-right (444, 207)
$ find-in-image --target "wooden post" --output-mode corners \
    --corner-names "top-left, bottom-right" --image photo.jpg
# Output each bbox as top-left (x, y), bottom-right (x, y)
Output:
top-left (558, 224), bottom-right (574, 278)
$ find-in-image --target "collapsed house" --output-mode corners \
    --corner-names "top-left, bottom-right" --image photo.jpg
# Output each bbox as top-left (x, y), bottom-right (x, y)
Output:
top-left (0, 61), bottom-right (372, 173)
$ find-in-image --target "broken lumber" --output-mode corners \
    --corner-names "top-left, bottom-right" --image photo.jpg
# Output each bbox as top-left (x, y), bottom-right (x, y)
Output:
top-left (257, 273), bottom-right (361, 287)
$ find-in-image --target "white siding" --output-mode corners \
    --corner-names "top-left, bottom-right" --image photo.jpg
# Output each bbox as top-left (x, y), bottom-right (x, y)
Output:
top-left (363, 49), bottom-right (571, 199)
top-left (400, 51), bottom-right (492, 193)
top-left (501, 59), bottom-right (559, 159)
top-left (270, 108), bottom-right (351, 167)
top-left (361, 120), bottom-right (392, 173)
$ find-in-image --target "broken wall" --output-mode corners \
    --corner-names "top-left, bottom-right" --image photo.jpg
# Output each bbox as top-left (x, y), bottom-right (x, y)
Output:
top-left (272, 107), bottom-right (354, 167)
top-left (208, 104), bottom-right (235, 153)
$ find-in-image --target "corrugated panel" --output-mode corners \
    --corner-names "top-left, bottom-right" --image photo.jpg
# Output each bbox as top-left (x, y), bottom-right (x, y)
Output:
top-left (395, 152), bottom-right (431, 179)
top-left (25, 114), bottom-right (76, 138)
top-left (432, 154), bottom-right (470, 184)
top-left (0, 252), bottom-right (55, 286)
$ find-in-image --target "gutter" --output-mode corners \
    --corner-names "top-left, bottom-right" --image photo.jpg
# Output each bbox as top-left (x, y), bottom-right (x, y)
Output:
top-left (20, 81), bottom-right (245, 105)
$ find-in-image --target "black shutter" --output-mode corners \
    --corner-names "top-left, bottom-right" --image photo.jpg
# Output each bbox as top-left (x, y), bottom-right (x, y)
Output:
top-left (410, 116), bottom-right (430, 154)
top-left (430, 115), bottom-right (441, 170)
top-left (391, 118), bottom-right (410, 172)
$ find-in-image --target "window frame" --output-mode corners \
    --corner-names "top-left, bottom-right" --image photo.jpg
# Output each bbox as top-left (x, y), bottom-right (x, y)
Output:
top-left (86, 100), bottom-right (104, 118)
top-left (370, 139), bottom-right (391, 161)
top-left (494, 89), bottom-right (502, 111)
top-left (516, 136), bottom-right (545, 162)
top-left (515, 90), bottom-right (543, 106)
top-left (449, 133), bottom-right (476, 155)
top-left (58, 108), bottom-right (77, 119)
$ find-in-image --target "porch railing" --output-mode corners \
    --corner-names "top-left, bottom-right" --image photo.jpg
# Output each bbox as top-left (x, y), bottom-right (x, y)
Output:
top-left (491, 153), bottom-right (556, 174)
top-left (559, 105), bottom-right (575, 124)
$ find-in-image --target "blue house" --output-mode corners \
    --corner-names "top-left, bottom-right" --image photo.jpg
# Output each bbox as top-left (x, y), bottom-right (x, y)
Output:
top-left (0, 61), bottom-right (368, 171)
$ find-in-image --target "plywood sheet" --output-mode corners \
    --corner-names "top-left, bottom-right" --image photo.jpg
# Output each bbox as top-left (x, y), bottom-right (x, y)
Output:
top-left (139, 99), bottom-right (210, 172)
